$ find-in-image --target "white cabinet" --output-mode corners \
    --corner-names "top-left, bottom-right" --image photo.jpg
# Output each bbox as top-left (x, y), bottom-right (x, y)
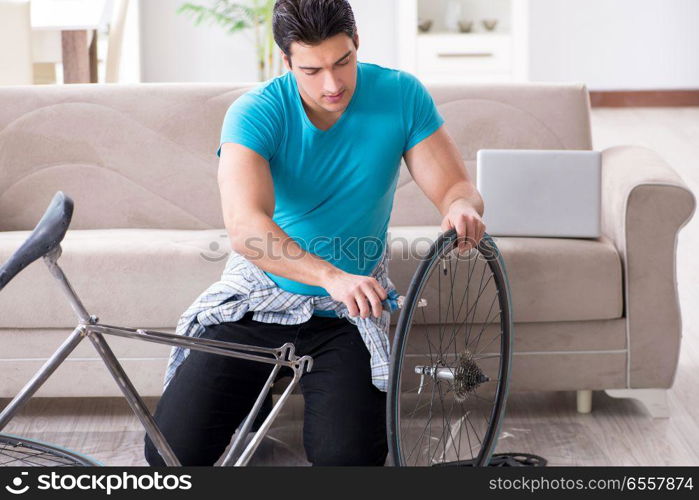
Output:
top-left (416, 33), bottom-right (512, 81)
top-left (396, 0), bottom-right (528, 83)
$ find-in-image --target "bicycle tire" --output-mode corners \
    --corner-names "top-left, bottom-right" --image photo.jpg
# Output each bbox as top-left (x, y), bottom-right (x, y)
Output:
top-left (0, 432), bottom-right (102, 466)
top-left (387, 229), bottom-right (514, 466)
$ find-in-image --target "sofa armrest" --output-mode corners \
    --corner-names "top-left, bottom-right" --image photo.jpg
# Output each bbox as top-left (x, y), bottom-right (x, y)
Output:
top-left (601, 145), bottom-right (696, 388)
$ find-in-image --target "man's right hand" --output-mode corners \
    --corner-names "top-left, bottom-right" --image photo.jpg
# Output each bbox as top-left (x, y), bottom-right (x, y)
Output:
top-left (321, 270), bottom-right (388, 319)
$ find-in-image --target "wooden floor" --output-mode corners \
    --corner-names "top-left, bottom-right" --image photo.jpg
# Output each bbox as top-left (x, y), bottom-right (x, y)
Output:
top-left (1, 107), bottom-right (698, 466)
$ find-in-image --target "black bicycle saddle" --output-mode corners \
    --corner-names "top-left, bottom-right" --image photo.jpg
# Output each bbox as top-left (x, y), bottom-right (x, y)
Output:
top-left (0, 191), bottom-right (74, 291)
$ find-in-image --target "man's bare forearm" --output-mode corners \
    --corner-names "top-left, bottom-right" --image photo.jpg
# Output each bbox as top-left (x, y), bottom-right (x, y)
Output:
top-left (228, 212), bottom-right (341, 288)
top-left (439, 180), bottom-right (484, 217)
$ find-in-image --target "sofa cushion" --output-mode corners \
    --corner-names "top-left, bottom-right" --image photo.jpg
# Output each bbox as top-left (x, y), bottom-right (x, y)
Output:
top-left (0, 226), bottom-right (623, 328)
top-left (386, 226), bottom-right (623, 323)
top-left (0, 229), bottom-right (231, 328)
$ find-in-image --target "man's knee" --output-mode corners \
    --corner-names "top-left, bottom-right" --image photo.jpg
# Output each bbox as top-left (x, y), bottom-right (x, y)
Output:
top-left (312, 449), bottom-right (387, 466)
top-left (144, 432), bottom-right (224, 466)
top-left (301, 377), bottom-right (388, 466)
top-left (307, 438), bottom-right (387, 466)
top-left (304, 412), bottom-right (388, 466)
top-left (144, 434), bottom-right (166, 466)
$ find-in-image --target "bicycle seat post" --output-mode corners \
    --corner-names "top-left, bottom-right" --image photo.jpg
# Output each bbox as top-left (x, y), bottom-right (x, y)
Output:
top-left (42, 246), bottom-right (94, 325)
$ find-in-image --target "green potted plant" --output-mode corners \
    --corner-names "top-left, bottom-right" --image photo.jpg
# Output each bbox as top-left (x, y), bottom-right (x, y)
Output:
top-left (177, 0), bottom-right (284, 81)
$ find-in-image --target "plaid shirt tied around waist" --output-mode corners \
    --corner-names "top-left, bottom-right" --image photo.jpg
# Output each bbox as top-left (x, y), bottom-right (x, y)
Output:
top-left (163, 246), bottom-right (399, 393)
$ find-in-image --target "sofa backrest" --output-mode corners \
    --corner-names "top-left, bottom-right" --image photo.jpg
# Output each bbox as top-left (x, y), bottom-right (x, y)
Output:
top-left (0, 81), bottom-right (592, 230)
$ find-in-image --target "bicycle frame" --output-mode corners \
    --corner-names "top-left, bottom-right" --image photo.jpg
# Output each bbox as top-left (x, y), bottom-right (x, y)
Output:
top-left (0, 245), bottom-right (313, 466)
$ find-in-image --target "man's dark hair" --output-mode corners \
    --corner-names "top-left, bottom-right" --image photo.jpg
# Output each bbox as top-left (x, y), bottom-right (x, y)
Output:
top-left (273, 0), bottom-right (357, 65)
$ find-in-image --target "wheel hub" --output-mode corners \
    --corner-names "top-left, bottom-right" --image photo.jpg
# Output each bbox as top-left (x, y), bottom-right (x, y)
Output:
top-left (414, 350), bottom-right (490, 401)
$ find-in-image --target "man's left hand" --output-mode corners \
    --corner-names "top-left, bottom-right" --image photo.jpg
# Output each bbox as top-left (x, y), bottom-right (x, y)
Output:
top-left (440, 199), bottom-right (486, 254)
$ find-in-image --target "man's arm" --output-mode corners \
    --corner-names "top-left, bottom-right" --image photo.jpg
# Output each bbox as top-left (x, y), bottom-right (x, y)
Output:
top-left (403, 125), bottom-right (486, 252)
top-left (218, 142), bottom-right (387, 318)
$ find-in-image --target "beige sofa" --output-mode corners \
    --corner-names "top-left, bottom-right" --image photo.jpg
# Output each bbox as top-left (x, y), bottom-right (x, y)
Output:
top-left (0, 82), bottom-right (694, 418)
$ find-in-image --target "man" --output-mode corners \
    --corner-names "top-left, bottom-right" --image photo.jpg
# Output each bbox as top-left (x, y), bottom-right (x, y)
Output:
top-left (145, 0), bottom-right (485, 466)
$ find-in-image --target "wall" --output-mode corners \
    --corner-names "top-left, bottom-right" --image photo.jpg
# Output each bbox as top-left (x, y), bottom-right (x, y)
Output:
top-left (139, 0), bottom-right (258, 82)
top-left (526, 0), bottom-right (699, 89)
top-left (137, 0), bottom-right (699, 90)
top-left (138, 0), bottom-right (396, 83)
top-left (119, 0), bottom-right (142, 82)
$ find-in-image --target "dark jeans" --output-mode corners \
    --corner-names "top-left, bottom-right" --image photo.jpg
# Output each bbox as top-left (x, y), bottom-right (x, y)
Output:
top-left (144, 311), bottom-right (387, 466)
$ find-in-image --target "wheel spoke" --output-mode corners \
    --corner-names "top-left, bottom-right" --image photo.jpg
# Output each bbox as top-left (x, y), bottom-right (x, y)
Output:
top-left (0, 435), bottom-right (96, 466)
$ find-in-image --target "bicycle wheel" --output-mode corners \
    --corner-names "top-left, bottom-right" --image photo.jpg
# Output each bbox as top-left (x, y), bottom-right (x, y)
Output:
top-left (387, 229), bottom-right (514, 466)
top-left (0, 433), bottom-right (102, 466)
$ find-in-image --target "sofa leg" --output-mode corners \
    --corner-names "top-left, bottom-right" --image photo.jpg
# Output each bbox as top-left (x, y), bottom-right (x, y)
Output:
top-left (576, 390), bottom-right (593, 413)
top-left (604, 388), bottom-right (670, 418)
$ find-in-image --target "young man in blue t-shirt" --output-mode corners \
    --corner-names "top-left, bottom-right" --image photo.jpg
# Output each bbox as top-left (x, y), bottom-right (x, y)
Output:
top-left (145, 0), bottom-right (485, 467)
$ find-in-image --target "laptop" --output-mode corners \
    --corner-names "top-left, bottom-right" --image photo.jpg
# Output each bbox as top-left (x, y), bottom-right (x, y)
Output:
top-left (476, 149), bottom-right (601, 238)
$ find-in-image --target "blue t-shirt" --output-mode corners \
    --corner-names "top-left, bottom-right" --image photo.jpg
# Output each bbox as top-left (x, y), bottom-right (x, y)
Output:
top-left (217, 61), bottom-right (444, 316)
